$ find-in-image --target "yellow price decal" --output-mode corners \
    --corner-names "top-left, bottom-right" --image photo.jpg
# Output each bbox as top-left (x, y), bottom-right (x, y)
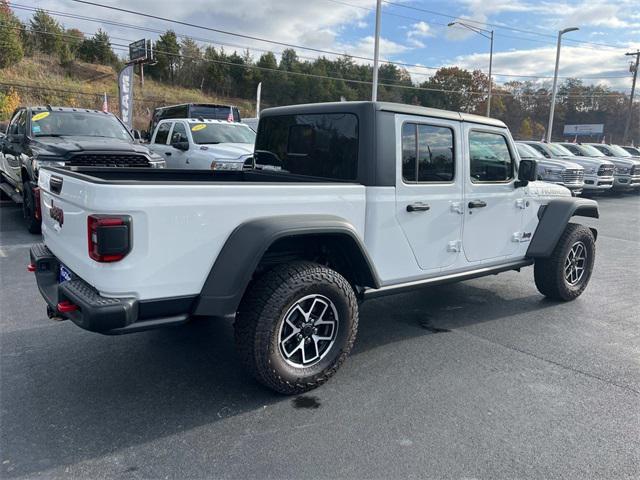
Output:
top-left (191, 124), bottom-right (207, 132)
top-left (32, 112), bottom-right (50, 121)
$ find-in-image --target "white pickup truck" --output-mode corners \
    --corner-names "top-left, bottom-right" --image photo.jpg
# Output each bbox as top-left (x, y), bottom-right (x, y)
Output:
top-left (30, 102), bottom-right (599, 394)
top-left (148, 118), bottom-right (255, 171)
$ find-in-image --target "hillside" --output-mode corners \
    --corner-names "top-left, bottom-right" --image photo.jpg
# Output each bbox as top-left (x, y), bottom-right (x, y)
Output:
top-left (0, 54), bottom-right (257, 130)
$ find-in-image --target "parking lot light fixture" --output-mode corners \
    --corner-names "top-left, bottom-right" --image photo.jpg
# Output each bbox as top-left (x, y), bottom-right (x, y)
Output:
top-left (546, 27), bottom-right (579, 143)
top-left (448, 21), bottom-right (494, 117)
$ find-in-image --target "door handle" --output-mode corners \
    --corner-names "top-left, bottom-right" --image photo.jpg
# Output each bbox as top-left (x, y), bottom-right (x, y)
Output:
top-left (468, 200), bottom-right (487, 209)
top-left (164, 152), bottom-right (172, 156)
top-left (407, 202), bottom-right (431, 212)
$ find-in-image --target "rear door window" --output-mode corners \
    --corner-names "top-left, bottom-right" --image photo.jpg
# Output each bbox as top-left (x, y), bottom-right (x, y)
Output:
top-left (255, 113), bottom-right (358, 180)
top-left (402, 123), bottom-right (455, 183)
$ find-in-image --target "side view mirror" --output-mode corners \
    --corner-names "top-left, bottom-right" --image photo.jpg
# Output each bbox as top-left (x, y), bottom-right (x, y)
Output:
top-left (516, 159), bottom-right (537, 188)
top-left (172, 141), bottom-right (189, 151)
top-left (132, 129), bottom-right (142, 141)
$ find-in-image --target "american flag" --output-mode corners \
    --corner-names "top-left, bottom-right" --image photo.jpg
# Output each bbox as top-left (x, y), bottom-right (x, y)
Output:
top-left (102, 93), bottom-right (108, 113)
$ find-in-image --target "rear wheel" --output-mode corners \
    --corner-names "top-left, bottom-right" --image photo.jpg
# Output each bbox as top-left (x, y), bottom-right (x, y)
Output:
top-left (534, 223), bottom-right (595, 301)
top-left (234, 261), bottom-right (358, 394)
top-left (22, 181), bottom-right (41, 234)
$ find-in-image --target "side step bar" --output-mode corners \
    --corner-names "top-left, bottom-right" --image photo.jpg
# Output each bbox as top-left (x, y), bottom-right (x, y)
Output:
top-left (362, 259), bottom-right (533, 299)
top-left (0, 181), bottom-right (23, 204)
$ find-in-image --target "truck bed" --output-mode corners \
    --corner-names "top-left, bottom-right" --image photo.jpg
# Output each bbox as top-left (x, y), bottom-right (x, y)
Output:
top-left (46, 166), bottom-right (353, 184)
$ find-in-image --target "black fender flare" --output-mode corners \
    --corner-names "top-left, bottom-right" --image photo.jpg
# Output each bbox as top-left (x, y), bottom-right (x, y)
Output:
top-left (526, 197), bottom-right (599, 258)
top-left (194, 215), bottom-right (380, 317)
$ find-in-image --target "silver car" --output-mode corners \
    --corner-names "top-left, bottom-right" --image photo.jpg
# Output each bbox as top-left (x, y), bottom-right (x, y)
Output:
top-left (515, 142), bottom-right (584, 195)
top-left (522, 141), bottom-right (614, 192)
top-left (583, 143), bottom-right (640, 191)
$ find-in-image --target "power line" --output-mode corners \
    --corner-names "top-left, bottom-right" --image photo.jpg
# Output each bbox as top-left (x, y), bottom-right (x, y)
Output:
top-left (16, 3), bottom-right (631, 82)
top-left (381, 0), bottom-right (628, 50)
top-left (6, 20), bottom-right (631, 99)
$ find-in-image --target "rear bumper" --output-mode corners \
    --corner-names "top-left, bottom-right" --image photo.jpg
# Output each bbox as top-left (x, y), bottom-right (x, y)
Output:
top-left (29, 244), bottom-right (195, 334)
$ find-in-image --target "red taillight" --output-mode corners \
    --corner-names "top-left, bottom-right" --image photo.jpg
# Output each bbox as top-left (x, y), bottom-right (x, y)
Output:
top-left (33, 187), bottom-right (41, 220)
top-left (57, 301), bottom-right (79, 313)
top-left (87, 215), bottom-right (132, 263)
top-left (27, 263), bottom-right (36, 272)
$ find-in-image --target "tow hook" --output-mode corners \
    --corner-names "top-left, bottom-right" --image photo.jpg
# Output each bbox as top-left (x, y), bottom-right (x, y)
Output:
top-left (46, 305), bottom-right (67, 322)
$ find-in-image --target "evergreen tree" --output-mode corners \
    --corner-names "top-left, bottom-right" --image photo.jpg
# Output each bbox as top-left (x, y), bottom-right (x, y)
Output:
top-left (29, 9), bottom-right (63, 55)
top-left (0, 0), bottom-right (24, 68)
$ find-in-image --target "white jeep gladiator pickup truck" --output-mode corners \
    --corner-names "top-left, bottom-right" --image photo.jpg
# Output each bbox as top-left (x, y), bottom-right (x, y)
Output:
top-left (29, 102), bottom-right (599, 394)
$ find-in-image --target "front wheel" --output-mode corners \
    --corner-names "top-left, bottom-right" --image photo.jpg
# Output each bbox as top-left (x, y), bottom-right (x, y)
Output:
top-left (534, 223), bottom-right (595, 301)
top-left (22, 181), bottom-right (41, 234)
top-left (234, 261), bottom-right (358, 394)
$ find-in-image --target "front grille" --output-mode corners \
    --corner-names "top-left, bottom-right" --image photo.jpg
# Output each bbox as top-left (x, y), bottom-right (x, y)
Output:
top-left (66, 153), bottom-right (150, 167)
top-left (562, 169), bottom-right (584, 184)
top-left (597, 165), bottom-right (614, 177)
top-left (631, 165), bottom-right (639, 176)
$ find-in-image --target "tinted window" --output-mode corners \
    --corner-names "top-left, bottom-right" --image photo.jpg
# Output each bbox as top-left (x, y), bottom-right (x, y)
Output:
top-left (402, 123), bottom-right (454, 182)
top-left (469, 131), bottom-right (514, 182)
top-left (8, 110), bottom-right (25, 135)
top-left (190, 123), bottom-right (255, 145)
top-left (171, 122), bottom-right (188, 143)
top-left (154, 122), bottom-right (171, 144)
top-left (561, 144), bottom-right (582, 155)
top-left (190, 105), bottom-right (239, 121)
top-left (255, 113), bottom-right (358, 180)
top-left (528, 143), bottom-right (550, 157)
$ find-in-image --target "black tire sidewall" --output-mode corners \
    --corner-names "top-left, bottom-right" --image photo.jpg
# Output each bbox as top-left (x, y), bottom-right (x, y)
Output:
top-left (263, 276), bottom-right (355, 386)
top-left (22, 181), bottom-right (40, 234)
top-left (556, 226), bottom-right (595, 298)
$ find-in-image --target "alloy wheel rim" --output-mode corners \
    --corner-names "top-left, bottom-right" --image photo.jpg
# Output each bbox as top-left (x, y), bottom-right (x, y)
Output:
top-left (278, 294), bottom-right (339, 368)
top-left (564, 241), bottom-right (587, 285)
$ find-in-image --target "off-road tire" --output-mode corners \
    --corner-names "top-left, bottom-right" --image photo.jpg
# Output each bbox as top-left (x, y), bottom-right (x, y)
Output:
top-left (534, 223), bottom-right (595, 301)
top-left (234, 261), bottom-right (358, 395)
top-left (22, 181), bottom-right (41, 234)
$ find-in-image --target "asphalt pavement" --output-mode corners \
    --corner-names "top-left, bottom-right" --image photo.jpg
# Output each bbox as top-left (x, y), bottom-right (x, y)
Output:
top-left (1, 193), bottom-right (639, 479)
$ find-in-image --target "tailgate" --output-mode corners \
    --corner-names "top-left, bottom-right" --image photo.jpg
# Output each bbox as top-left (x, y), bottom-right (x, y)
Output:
top-left (37, 168), bottom-right (138, 296)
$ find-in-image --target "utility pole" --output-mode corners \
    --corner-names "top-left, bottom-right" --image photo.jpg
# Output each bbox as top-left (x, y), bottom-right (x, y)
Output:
top-left (448, 22), bottom-right (494, 117)
top-left (546, 27), bottom-right (579, 143)
top-left (371, 0), bottom-right (382, 102)
top-left (623, 50), bottom-right (639, 145)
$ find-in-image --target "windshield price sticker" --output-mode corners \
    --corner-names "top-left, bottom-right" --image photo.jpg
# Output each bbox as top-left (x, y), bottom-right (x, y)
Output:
top-left (191, 124), bottom-right (207, 132)
top-left (32, 112), bottom-right (50, 122)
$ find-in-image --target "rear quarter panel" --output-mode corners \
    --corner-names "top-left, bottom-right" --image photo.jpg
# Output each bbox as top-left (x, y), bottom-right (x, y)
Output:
top-left (38, 168), bottom-right (366, 300)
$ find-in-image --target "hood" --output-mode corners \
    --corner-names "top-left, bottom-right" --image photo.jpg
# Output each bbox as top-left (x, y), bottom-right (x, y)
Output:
top-left (603, 156), bottom-right (640, 168)
top-left (556, 155), bottom-right (613, 169)
top-left (537, 157), bottom-right (582, 170)
top-left (31, 136), bottom-right (150, 157)
top-left (195, 143), bottom-right (254, 160)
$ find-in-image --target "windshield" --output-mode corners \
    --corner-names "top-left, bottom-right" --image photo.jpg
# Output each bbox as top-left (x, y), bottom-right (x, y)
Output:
top-left (30, 111), bottom-right (132, 141)
top-left (576, 144), bottom-right (605, 157)
top-left (606, 144), bottom-right (632, 157)
top-left (189, 123), bottom-right (256, 144)
top-left (548, 143), bottom-right (574, 156)
top-left (623, 146), bottom-right (640, 155)
top-left (516, 143), bottom-right (543, 158)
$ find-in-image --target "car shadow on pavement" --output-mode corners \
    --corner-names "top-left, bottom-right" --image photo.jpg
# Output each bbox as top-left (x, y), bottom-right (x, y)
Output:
top-left (1, 275), bottom-right (561, 478)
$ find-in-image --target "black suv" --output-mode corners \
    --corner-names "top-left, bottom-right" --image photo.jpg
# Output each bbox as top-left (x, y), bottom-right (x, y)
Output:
top-left (0, 106), bottom-right (165, 233)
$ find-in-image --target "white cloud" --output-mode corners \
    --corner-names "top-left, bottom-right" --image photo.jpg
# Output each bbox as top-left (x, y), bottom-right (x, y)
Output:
top-left (452, 43), bottom-right (640, 91)
top-left (408, 21), bottom-right (433, 39)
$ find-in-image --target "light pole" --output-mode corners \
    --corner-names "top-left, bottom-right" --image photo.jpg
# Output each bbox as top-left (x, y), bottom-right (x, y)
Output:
top-left (371, 0), bottom-right (382, 102)
top-left (623, 50), bottom-right (639, 145)
top-left (546, 27), bottom-right (579, 143)
top-left (448, 21), bottom-right (494, 117)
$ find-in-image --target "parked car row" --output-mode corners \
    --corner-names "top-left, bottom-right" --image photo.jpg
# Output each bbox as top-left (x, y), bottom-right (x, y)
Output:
top-left (516, 140), bottom-right (640, 195)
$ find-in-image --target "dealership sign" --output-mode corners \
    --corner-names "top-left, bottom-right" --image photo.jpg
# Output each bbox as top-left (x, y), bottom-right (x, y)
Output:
top-left (563, 124), bottom-right (604, 136)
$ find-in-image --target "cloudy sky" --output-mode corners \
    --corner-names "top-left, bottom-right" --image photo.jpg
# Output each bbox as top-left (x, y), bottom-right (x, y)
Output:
top-left (15, 0), bottom-right (640, 91)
